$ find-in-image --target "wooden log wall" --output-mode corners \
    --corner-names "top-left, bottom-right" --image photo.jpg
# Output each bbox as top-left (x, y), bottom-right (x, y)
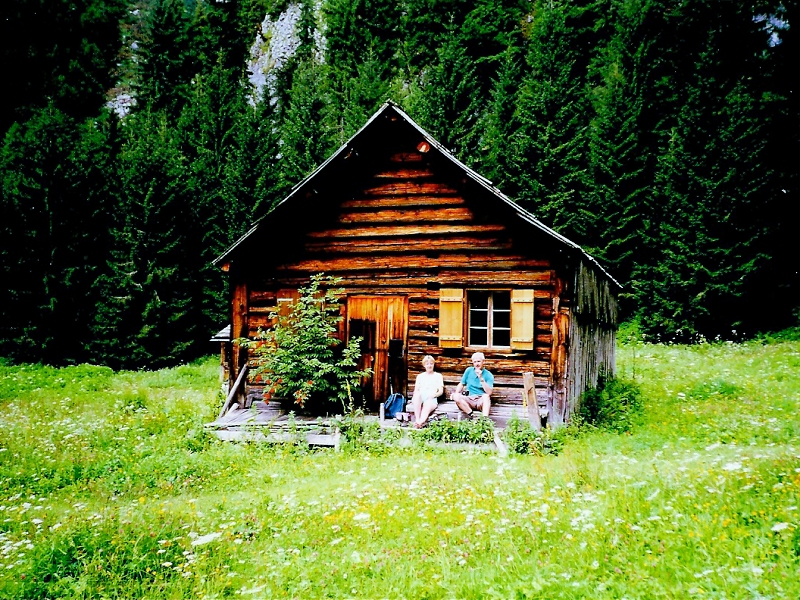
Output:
top-left (238, 148), bottom-right (571, 409)
top-left (564, 260), bottom-right (618, 421)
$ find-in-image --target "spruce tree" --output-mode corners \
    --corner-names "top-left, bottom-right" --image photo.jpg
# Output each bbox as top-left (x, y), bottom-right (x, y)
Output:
top-left (410, 24), bottom-right (483, 162)
top-left (91, 112), bottom-right (201, 369)
top-left (135, 0), bottom-right (196, 118)
top-left (512, 0), bottom-right (599, 241)
top-left (0, 107), bottom-right (120, 364)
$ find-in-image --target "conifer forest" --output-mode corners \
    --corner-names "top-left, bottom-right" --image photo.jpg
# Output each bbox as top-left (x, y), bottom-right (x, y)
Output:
top-left (1, 0), bottom-right (797, 369)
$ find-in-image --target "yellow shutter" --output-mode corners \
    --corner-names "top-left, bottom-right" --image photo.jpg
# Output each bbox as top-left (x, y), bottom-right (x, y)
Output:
top-left (439, 288), bottom-right (464, 349)
top-left (510, 289), bottom-right (535, 351)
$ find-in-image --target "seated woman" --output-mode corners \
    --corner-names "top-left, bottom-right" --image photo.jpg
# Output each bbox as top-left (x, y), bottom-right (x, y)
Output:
top-left (411, 355), bottom-right (444, 428)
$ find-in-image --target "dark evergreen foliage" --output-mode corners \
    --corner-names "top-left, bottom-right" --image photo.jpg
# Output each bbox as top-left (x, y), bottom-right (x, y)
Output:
top-left (1, 0), bottom-right (797, 368)
top-left (0, 0), bottom-right (127, 135)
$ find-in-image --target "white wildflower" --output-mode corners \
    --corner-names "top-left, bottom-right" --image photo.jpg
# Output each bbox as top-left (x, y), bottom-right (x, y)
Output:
top-left (191, 532), bottom-right (222, 546)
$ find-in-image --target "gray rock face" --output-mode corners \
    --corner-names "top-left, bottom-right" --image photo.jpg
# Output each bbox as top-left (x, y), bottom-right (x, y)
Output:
top-left (247, 2), bottom-right (326, 105)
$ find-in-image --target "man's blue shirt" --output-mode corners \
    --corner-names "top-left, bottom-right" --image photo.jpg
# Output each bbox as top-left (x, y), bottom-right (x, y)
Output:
top-left (461, 367), bottom-right (494, 395)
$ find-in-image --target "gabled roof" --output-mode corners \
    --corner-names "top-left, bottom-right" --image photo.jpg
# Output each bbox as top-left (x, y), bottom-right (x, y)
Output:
top-left (214, 100), bottom-right (620, 289)
top-left (210, 325), bottom-right (231, 342)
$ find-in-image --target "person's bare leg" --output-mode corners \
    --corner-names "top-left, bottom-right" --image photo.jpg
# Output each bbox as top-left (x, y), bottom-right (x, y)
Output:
top-left (418, 398), bottom-right (437, 425)
top-left (451, 392), bottom-right (473, 416)
top-left (480, 394), bottom-right (491, 417)
top-left (412, 396), bottom-right (423, 423)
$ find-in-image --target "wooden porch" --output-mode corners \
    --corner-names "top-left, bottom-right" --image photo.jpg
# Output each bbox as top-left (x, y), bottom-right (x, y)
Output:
top-left (204, 398), bottom-right (548, 453)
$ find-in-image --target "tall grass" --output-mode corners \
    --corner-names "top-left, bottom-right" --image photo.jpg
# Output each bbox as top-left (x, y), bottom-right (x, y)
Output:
top-left (1, 339), bottom-right (798, 599)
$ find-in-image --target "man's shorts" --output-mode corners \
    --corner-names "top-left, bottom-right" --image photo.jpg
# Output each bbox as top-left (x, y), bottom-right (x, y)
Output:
top-left (462, 394), bottom-right (486, 410)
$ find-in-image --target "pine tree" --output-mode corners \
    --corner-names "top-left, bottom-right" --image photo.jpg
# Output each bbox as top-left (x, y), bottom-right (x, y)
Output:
top-left (409, 24), bottom-right (483, 162)
top-left (479, 46), bottom-right (525, 195)
top-left (0, 107), bottom-right (120, 364)
top-left (91, 112), bottom-right (202, 369)
top-left (135, 0), bottom-right (196, 118)
top-left (583, 0), bottom-right (654, 300)
top-left (635, 0), bottom-right (786, 339)
top-left (0, 0), bottom-right (126, 134)
top-left (512, 1), bottom-right (600, 241)
top-left (278, 58), bottom-right (336, 186)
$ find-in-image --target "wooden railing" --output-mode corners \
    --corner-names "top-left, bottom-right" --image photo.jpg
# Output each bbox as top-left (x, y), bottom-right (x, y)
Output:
top-left (218, 364), bottom-right (248, 419)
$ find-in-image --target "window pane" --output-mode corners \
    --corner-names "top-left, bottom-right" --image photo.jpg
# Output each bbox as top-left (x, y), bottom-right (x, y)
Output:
top-left (470, 291), bottom-right (490, 310)
top-left (493, 310), bottom-right (510, 329)
top-left (493, 329), bottom-right (510, 347)
top-left (470, 309), bottom-right (488, 328)
top-left (493, 292), bottom-right (511, 311)
top-left (470, 328), bottom-right (487, 346)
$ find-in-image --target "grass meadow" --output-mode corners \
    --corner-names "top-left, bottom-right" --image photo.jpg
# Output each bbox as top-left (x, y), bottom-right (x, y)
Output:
top-left (1, 336), bottom-right (799, 599)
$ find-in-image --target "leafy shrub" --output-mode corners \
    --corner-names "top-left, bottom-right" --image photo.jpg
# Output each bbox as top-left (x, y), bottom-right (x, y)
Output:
top-left (617, 318), bottom-right (646, 345)
top-left (416, 416), bottom-right (494, 444)
top-left (578, 373), bottom-right (644, 433)
top-left (184, 426), bottom-right (214, 452)
top-left (501, 414), bottom-right (565, 455)
top-left (336, 411), bottom-right (399, 452)
top-left (245, 274), bottom-right (371, 414)
top-left (755, 326), bottom-right (800, 343)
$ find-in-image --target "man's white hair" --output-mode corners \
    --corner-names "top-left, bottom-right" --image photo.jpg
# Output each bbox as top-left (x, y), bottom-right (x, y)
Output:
top-left (471, 352), bottom-right (485, 360)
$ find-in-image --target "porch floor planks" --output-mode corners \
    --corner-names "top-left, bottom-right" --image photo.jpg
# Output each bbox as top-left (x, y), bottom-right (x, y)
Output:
top-left (205, 400), bottom-right (539, 435)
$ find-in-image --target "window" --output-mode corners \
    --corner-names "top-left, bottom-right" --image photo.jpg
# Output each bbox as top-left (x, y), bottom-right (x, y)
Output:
top-left (468, 291), bottom-right (511, 348)
top-left (439, 288), bottom-right (534, 351)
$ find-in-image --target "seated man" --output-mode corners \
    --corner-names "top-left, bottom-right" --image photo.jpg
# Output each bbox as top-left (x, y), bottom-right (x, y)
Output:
top-left (450, 352), bottom-right (494, 419)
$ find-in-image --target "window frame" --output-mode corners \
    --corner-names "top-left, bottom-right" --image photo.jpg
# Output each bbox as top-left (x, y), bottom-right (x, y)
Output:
top-left (467, 289), bottom-right (512, 350)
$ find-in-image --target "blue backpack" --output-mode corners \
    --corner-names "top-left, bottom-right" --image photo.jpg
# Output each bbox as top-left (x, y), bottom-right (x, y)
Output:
top-left (384, 392), bottom-right (406, 419)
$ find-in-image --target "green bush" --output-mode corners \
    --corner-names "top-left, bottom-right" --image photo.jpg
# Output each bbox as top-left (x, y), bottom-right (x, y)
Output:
top-left (755, 325), bottom-right (800, 343)
top-left (501, 414), bottom-right (566, 455)
top-left (245, 274), bottom-right (371, 414)
top-left (335, 411), bottom-right (401, 452)
top-left (416, 416), bottom-right (494, 444)
top-left (578, 373), bottom-right (644, 433)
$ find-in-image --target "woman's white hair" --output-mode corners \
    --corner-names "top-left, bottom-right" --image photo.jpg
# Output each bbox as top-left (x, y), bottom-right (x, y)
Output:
top-left (422, 355), bottom-right (436, 365)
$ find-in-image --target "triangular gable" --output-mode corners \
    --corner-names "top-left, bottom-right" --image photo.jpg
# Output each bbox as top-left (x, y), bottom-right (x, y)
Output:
top-left (213, 100), bottom-right (620, 289)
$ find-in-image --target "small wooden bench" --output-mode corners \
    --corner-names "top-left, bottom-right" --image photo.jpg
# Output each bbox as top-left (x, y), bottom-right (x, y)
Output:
top-left (387, 372), bottom-right (547, 430)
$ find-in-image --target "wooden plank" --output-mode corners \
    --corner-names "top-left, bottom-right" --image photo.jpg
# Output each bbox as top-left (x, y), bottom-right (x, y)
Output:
top-left (523, 371), bottom-right (542, 430)
top-left (388, 152), bottom-right (424, 163)
top-left (249, 290), bottom-right (277, 303)
top-left (372, 168), bottom-right (434, 179)
top-left (510, 289), bottom-right (535, 351)
top-left (219, 365), bottom-right (248, 418)
top-left (277, 255), bottom-right (550, 274)
top-left (341, 196), bottom-right (465, 209)
top-left (439, 288), bottom-right (463, 349)
top-left (440, 373), bottom-right (545, 387)
top-left (431, 356), bottom-right (551, 376)
top-left (306, 224), bottom-right (506, 239)
top-left (304, 238), bottom-right (514, 254)
top-left (362, 182), bottom-right (458, 196)
top-left (232, 281), bottom-right (248, 386)
top-left (493, 431), bottom-right (508, 457)
top-left (338, 207), bottom-right (474, 224)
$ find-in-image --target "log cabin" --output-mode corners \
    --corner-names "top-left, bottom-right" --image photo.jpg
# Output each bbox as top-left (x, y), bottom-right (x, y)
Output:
top-left (213, 101), bottom-right (620, 426)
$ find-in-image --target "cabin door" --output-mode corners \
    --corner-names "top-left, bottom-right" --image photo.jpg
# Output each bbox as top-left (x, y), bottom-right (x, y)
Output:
top-left (346, 296), bottom-right (408, 405)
